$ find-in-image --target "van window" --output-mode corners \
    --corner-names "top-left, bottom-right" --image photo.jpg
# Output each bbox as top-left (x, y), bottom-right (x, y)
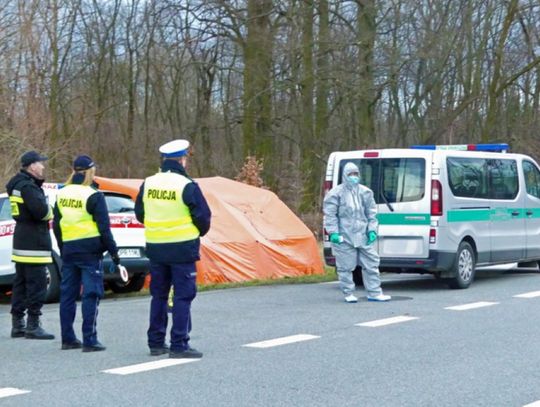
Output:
top-left (488, 159), bottom-right (518, 200)
top-left (338, 158), bottom-right (425, 204)
top-left (447, 157), bottom-right (488, 198)
top-left (381, 158), bottom-right (425, 203)
top-left (0, 197), bottom-right (12, 221)
top-left (523, 161), bottom-right (540, 199)
top-left (338, 159), bottom-right (378, 192)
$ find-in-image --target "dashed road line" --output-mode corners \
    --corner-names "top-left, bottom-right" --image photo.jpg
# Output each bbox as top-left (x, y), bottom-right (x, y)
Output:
top-left (243, 334), bottom-right (320, 348)
top-left (102, 359), bottom-right (199, 375)
top-left (0, 388), bottom-right (30, 399)
top-left (514, 291), bottom-right (540, 299)
top-left (445, 301), bottom-right (498, 311)
top-left (355, 315), bottom-right (419, 327)
top-left (523, 400), bottom-right (540, 407)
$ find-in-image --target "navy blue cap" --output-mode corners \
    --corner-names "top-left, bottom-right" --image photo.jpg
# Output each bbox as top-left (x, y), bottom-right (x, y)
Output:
top-left (21, 151), bottom-right (48, 167)
top-left (73, 155), bottom-right (95, 171)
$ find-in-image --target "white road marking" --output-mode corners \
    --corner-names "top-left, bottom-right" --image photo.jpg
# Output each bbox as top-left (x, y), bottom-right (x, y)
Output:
top-left (243, 334), bottom-right (320, 348)
top-left (0, 388), bottom-right (30, 398)
top-left (355, 315), bottom-right (419, 327)
top-left (102, 359), bottom-right (199, 375)
top-left (444, 301), bottom-right (498, 311)
top-left (523, 400), bottom-right (540, 407)
top-left (514, 291), bottom-right (540, 299)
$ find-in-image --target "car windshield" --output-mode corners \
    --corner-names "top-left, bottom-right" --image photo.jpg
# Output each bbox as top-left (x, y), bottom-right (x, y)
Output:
top-left (105, 194), bottom-right (135, 213)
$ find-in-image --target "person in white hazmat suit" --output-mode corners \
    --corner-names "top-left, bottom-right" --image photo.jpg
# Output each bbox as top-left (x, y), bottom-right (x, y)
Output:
top-left (323, 162), bottom-right (391, 303)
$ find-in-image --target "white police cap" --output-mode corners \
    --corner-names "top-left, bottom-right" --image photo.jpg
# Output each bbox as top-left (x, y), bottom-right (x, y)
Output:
top-left (159, 139), bottom-right (190, 158)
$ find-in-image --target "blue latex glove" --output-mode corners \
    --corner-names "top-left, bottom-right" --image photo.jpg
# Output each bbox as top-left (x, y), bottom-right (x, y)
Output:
top-left (329, 233), bottom-right (343, 244)
top-left (367, 231), bottom-right (377, 245)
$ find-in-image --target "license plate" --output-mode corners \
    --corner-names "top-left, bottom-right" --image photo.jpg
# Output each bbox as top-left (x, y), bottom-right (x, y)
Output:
top-left (118, 248), bottom-right (141, 258)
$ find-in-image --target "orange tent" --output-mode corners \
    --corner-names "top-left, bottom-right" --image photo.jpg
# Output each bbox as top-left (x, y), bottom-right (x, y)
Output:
top-left (95, 176), bottom-right (324, 284)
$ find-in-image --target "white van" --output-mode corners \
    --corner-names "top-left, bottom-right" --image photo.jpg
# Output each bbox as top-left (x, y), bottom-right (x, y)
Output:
top-left (0, 183), bottom-right (149, 302)
top-left (323, 144), bottom-right (540, 288)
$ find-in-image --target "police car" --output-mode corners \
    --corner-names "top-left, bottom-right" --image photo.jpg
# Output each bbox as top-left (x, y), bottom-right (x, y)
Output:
top-left (323, 143), bottom-right (540, 289)
top-left (0, 183), bottom-right (149, 302)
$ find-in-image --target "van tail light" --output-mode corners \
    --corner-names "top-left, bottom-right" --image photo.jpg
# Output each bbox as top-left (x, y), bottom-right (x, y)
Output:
top-left (429, 228), bottom-right (436, 244)
top-left (323, 228), bottom-right (329, 242)
top-left (431, 180), bottom-right (443, 216)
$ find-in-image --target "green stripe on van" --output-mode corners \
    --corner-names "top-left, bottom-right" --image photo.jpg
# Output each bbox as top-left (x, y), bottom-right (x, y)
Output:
top-left (528, 208), bottom-right (540, 218)
top-left (376, 213), bottom-right (431, 225)
top-left (375, 208), bottom-right (540, 225)
top-left (447, 208), bottom-right (540, 222)
top-left (447, 209), bottom-right (490, 222)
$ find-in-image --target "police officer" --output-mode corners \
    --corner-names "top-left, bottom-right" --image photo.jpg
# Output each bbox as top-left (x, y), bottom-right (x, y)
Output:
top-left (53, 155), bottom-right (121, 352)
top-left (135, 140), bottom-right (211, 358)
top-left (6, 151), bottom-right (55, 339)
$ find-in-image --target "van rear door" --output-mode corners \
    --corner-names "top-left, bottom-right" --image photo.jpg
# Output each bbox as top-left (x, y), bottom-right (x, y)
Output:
top-left (335, 149), bottom-right (431, 259)
top-left (375, 149), bottom-right (431, 259)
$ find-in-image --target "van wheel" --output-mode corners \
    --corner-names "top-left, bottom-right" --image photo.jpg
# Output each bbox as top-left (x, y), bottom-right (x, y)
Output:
top-left (447, 241), bottom-right (476, 289)
top-left (44, 263), bottom-right (61, 303)
top-left (108, 273), bottom-right (146, 294)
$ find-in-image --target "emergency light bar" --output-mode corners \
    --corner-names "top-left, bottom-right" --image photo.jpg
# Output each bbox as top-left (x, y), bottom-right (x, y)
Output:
top-left (410, 143), bottom-right (509, 153)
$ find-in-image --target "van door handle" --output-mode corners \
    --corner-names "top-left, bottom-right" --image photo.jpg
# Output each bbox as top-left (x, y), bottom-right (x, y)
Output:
top-left (526, 211), bottom-right (533, 216)
top-left (511, 211), bottom-right (520, 216)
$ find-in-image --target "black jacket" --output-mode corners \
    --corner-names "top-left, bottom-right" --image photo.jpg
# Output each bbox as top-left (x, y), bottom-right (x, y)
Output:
top-left (135, 160), bottom-right (211, 264)
top-left (5, 170), bottom-right (52, 262)
top-left (53, 176), bottom-right (118, 263)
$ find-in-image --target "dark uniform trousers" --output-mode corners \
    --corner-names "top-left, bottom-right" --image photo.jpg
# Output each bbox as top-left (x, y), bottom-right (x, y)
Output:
top-left (148, 262), bottom-right (196, 352)
top-left (59, 259), bottom-right (104, 346)
top-left (11, 263), bottom-right (48, 317)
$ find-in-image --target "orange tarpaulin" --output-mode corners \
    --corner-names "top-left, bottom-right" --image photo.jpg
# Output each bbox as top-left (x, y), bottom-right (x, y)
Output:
top-left (95, 176), bottom-right (324, 284)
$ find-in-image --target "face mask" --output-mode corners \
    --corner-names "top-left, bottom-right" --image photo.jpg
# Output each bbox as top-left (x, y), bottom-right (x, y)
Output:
top-left (347, 175), bottom-right (360, 184)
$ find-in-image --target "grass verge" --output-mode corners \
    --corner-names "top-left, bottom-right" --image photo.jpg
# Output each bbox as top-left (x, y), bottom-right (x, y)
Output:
top-left (104, 265), bottom-right (336, 299)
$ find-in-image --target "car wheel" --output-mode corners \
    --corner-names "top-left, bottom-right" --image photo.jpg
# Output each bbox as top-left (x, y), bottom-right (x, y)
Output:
top-left (44, 262), bottom-right (61, 303)
top-left (108, 273), bottom-right (146, 294)
top-left (447, 241), bottom-right (476, 289)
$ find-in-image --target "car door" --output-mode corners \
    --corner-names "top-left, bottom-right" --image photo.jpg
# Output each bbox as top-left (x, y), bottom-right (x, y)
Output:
top-left (522, 160), bottom-right (540, 259)
top-left (0, 195), bottom-right (15, 279)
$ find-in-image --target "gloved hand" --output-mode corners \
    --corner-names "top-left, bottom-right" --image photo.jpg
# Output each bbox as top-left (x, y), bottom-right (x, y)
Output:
top-left (111, 253), bottom-right (121, 266)
top-left (108, 261), bottom-right (128, 284)
top-left (329, 233), bottom-right (343, 244)
top-left (367, 231), bottom-right (377, 245)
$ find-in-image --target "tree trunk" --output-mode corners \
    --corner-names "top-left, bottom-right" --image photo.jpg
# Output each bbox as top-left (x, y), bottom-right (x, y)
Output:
top-left (243, 0), bottom-right (274, 181)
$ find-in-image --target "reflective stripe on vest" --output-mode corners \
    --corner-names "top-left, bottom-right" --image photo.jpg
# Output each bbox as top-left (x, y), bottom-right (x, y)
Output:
top-left (142, 172), bottom-right (199, 244)
top-left (57, 185), bottom-right (100, 242)
top-left (9, 191), bottom-right (23, 217)
top-left (11, 249), bottom-right (52, 264)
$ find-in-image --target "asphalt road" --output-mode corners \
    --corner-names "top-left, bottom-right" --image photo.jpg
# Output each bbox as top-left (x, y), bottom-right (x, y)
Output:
top-left (1, 268), bottom-right (540, 407)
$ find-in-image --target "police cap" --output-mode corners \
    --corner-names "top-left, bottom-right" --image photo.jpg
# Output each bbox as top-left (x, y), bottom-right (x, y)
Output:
top-left (73, 155), bottom-right (95, 171)
top-left (21, 150), bottom-right (48, 167)
top-left (159, 139), bottom-right (190, 158)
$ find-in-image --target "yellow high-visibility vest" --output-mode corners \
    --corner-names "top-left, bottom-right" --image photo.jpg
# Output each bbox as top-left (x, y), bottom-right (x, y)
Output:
top-left (56, 184), bottom-right (100, 242)
top-left (142, 172), bottom-right (199, 244)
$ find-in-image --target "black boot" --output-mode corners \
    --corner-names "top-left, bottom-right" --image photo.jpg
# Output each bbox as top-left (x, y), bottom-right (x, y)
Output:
top-left (25, 315), bottom-right (55, 340)
top-left (11, 315), bottom-right (26, 338)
